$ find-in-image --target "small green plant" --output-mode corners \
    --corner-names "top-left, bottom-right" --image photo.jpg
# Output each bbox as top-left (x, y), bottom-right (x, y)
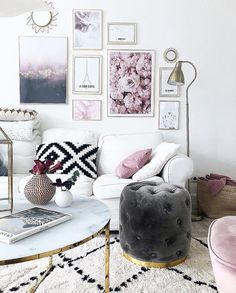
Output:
top-left (52, 170), bottom-right (80, 191)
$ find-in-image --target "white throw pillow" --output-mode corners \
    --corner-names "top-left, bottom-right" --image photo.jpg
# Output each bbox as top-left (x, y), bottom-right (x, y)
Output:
top-left (132, 142), bottom-right (180, 181)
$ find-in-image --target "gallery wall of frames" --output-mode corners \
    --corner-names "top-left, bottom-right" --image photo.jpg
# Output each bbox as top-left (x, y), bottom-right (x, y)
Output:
top-left (2, 0), bottom-right (236, 180)
top-left (17, 3), bottom-right (182, 130)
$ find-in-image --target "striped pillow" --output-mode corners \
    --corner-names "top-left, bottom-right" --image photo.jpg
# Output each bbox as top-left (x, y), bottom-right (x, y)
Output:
top-left (0, 108), bottom-right (38, 121)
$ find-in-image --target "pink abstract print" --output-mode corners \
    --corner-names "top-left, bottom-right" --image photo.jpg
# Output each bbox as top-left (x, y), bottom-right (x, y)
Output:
top-left (108, 51), bottom-right (154, 116)
top-left (73, 100), bottom-right (101, 121)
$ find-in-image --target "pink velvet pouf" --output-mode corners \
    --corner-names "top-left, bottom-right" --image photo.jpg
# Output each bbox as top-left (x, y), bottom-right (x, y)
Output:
top-left (208, 216), bottom-right (236, 293)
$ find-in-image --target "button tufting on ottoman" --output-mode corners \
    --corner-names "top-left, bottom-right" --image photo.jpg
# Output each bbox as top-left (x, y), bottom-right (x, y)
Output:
top-left (119, 181), bottom-right (192, 268)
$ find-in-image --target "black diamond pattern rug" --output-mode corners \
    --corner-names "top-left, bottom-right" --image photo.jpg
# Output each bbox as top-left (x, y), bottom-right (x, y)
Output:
top-left (0, 237), bottom-right (217, 293)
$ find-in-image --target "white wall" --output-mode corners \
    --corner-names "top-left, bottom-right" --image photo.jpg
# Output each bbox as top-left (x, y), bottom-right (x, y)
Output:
top-left (0, 0), bottom-right (236, 178)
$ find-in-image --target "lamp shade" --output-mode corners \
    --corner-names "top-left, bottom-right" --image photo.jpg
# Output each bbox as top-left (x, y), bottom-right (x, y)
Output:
top-left (167, 61), bottom-right (185, 86)
top-left (0, 0), bottom-right (51, 17)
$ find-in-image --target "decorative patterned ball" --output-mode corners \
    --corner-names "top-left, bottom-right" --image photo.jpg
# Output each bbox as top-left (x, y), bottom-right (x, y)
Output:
top-left (24, 174), bottom-right (56, 205)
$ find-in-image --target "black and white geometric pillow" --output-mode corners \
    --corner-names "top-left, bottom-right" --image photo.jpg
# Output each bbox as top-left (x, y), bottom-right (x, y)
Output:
top-left (36, 142), bottom-right (98, 178)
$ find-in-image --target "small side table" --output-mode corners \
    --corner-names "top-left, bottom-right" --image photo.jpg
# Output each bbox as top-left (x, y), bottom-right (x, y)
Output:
top-left (0, 127), bottom-right (13, 213)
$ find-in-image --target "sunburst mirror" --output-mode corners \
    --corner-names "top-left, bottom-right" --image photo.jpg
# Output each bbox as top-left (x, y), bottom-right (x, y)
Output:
top-left (26, 1), bottom-right (58, 34)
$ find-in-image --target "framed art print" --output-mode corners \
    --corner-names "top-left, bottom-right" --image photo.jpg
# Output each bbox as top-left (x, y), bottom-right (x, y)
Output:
top-left (19, 36), bottom-right (67, 104)
top-left (159, 101), bottom-right (180, 130)
top-left (73, 56), bottom-right (102, 94)
top-left (159, 67), bottom-right (180, 97)
top-left (107, 50), bottom-right (155, 117)
top-left (107, 23), bottom-right (137, 44)
top-left (72, 100), bottom-right (101, 121)
top-left (73, 9), bottom-right (102, 50)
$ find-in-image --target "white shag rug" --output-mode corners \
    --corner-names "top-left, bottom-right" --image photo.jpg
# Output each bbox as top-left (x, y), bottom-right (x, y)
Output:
top-left (0, 237), bottom-right (217, 293)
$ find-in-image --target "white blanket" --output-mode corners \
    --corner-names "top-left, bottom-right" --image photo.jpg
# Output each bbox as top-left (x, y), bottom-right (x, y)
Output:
top-left (0, 118), bottom-right (40, 141)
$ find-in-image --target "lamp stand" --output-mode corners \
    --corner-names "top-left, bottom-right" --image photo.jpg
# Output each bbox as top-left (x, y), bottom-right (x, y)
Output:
top-left (182, 61), bottom-right (202, 221)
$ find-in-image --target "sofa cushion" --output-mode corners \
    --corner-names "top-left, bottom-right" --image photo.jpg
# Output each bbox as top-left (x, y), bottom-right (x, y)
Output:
top-left (116, 148), bottom-right (152, 179)
top-left (19, 174), bottom-right (94, 197)
top-left (133, 142), bottom-right (180, 181)
top-left (42, 128), bottom-right (97, 146)
top-left (0, 108), bottom-right (38, 121)
top-left (36, 142), bottom-right (98, 178)
top-left (93, 174), bottom-right (163, 200)
top-left (0, 174), bottom-right (26, 195)
top-left (0, 136), bottom-right (41, 174)
top-left (97, 132), bottom-right (163, 175)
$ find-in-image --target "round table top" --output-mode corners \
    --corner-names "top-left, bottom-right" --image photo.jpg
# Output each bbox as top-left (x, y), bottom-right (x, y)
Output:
top-left (0, 194), bottom-right (110, 265)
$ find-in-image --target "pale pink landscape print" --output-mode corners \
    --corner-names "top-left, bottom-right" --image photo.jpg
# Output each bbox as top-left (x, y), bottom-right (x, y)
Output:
top-left (73, 100), bottom-right (101, 121)
top-left (19, 37), bottom-right (67, 104)
top-left (108, 50), bottom-right (154, 116)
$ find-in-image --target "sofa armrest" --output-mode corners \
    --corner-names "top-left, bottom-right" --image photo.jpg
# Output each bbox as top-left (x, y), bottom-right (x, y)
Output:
top-left (161, 155), bottom-right (193, 187)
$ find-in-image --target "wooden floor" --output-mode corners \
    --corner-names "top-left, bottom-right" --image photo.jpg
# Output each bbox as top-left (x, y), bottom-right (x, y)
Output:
top-left (191, 217), bottom-right (213, 238)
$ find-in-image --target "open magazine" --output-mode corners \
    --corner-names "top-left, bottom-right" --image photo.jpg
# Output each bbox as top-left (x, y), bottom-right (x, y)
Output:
top-left (0, 207), bottom-right (72, 244)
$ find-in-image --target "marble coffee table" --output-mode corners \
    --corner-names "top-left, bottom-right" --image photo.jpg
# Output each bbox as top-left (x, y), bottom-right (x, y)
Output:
top-left (0, 194), bottom-right (111, 293)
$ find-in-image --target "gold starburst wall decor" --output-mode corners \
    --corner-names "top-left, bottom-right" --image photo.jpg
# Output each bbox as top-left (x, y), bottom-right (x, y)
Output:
top-left (26, 1), bottom-right (58, 34)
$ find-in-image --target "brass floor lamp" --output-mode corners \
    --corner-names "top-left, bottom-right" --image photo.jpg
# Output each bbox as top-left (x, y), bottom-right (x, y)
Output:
top-left (167, 61), bottom-right (202, 221)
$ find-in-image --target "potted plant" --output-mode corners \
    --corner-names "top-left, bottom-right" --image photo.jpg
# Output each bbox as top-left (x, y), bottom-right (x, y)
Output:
top-left (52, 170), bottom-right (80, 208)
top-left (24, 160), bottom-right (62, 205)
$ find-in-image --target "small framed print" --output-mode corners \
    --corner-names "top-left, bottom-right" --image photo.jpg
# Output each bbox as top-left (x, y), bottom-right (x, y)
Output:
top-left (73, 9), bottom-right (103, 50)
top-left (73, 56), bottom-right (102, 94)
top-left (159, 67), bottom-right (180, 97)
top-left (107, 23), bottom-right (137, 45)
top-left (159, 101), bottom-right (180, 130)
top-left (72, 100), bottom-right (101, 121)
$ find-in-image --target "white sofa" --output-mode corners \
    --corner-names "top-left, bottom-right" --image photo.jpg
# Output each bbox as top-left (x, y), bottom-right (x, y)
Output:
top-left (17, 128), bottom-right (193, 230)
top-left (0, 136), bottom-right (41, 196)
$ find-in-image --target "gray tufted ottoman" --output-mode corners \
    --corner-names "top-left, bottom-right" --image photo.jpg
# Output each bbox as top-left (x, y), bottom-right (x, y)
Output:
top-left (119, 181), bottom-right (191, 268)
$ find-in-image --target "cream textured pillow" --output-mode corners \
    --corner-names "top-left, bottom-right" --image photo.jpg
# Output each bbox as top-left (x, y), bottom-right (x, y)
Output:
top-left (0, 108), bottom-right (38, 121)
top-left (132, 142), bottom-right (180, 181)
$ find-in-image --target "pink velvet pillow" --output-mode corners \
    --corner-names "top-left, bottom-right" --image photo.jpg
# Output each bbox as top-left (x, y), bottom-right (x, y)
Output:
top-left (116, 149), bottom-right (152, 178)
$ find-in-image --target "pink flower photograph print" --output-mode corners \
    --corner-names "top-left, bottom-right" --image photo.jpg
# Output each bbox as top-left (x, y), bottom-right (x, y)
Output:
top-left (108, 50), bottom-right (154, 116)
top-left (73, 100), bottom-right (101, 121)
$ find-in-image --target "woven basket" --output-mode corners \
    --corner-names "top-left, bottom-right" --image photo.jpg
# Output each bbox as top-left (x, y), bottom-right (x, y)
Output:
top-left (197, 179), bottom-right (236, 218)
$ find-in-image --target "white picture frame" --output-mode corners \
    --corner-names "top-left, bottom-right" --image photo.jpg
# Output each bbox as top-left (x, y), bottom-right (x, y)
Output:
top-left (72, 100), bottom-right (102, 121)
top-left (159, 67), bottom-right (180, 97)
top-left (107, 49), bottom-right (155, 117)
top-left (73, 9), bottom-right (103, 50)
top-left (73, 56), bottom-right (102, 95)
top-left (107, 22), bottom-right (137, 45)
top-left (159, 101), bottom-right (180, 130)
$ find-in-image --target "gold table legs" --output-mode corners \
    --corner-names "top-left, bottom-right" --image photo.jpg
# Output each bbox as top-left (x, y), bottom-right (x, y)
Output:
top-left (29, 256), bottom-right (53, 293)
top-left (105, 222), bottom-right (110, 293)
top-left (27, 222), bottom-right (110, 293)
